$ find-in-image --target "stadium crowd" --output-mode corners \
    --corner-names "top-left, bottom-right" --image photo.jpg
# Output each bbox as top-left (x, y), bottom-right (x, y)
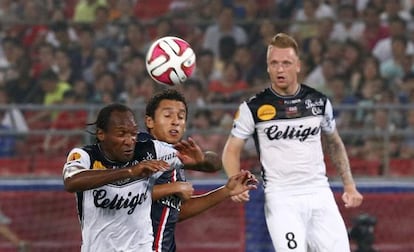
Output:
top-left (0, 0), bottom-right (413, 175)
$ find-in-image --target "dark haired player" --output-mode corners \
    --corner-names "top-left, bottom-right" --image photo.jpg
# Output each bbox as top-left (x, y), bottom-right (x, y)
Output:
top-left (145, 89), bottom-right (257, 252)
top-left (62, 103), bottom-right (256, 252)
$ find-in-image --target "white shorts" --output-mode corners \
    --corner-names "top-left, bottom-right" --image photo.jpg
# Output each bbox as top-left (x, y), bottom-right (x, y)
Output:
top-left (264, 187), bottom-right (350, 252)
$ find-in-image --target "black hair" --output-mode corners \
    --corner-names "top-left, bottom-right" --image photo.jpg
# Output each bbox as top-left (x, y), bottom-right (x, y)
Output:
top-left (145, 89), bottom-right (188, 119)
top-left (39, 69), bottom-right (58, 82)
top-left (89, 103), bottom-right (134, 132)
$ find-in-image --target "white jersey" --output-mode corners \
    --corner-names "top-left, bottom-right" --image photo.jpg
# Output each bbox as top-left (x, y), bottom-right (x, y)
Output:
top-left (231, 85), bottom-right (335, 193)
top-left (63, 139), bottom-right (183, 252)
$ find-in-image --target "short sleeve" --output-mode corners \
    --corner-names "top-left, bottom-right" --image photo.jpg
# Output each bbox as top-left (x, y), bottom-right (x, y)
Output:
top-left (63, 148), bottom-right (91, 180)
top-left (321, 99), bottom-right (336, 134)
top-left (230, 102), bottom-right (256, 140)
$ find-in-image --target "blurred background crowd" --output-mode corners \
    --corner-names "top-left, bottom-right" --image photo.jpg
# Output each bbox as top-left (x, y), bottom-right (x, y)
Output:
top-left (0, 0), bottom-right (413, 177)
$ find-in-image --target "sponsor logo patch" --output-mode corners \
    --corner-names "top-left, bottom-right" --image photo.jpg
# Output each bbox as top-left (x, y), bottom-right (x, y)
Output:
top-left (257, 105), bottom-right (276, 121)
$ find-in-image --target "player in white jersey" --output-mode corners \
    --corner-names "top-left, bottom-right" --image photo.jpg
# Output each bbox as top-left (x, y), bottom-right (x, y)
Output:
top-left (62, 103), bottom-right (207, 252)
top-left (63, 103), bottom-right (257, 252)
top-left (222, 33), bottom-right (363, 252)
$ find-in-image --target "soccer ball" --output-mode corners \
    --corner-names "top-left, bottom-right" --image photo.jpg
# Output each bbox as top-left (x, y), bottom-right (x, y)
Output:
top-left (146, 36), bottom-right (196, 86)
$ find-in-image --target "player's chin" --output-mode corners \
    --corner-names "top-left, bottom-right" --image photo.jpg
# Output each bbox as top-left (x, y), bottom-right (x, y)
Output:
top-left (121, 151), bottom-right (134, 161)
top-left (166, 134), bottom-right (181, 144)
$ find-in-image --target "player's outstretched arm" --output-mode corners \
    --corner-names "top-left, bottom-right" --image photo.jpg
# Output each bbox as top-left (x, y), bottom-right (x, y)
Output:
top-left (323, 130), bottom-right (363, 208)
top-left (178, 170), bottom-right (258, 222)
top-left (174, 137), bottom-right (222, 172)
top-left (152, 182), bottom-right (194, 201)
top-left (64, 160), bottom-right (169, 193)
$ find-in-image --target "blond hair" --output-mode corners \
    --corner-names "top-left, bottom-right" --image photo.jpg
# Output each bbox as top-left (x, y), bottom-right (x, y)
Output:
top-left (267, 33), bottom-right (299, 57)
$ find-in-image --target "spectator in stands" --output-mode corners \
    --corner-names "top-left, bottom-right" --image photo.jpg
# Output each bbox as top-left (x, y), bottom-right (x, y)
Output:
top-left (233, 45), bottom-right (265, 86)
top-left (327, 76), bottom-right (359, 130)
top-left (53, 48), bottom-right (80, 85)
top-left (380, 0), bottom-right (412, 25)
top-left (191, 49), bottom-right (221, 88)
top-left (338, 40), bottom-right (364, 84)
top-left (120, 21), bottom-right (149, 56)
top-left (72, 78), bottom-right (92, 103)
top-left (45, 21), bottom-right (78, 50)
top-left (151, 16), bottom-right (176, 41)
top-left (360, 4), bottom-right (390, 51)
top-left (82, 46), bottom-right (117, 85)
top-left (350, 54), bottom-right (382, 95)
top-left (372, 16), bottom-right (414, 63)
top-left (289, 0), bottom-right (335, 41)
top-left (301, 36), bottom-right (326, 76)
top-left (195, 0), bottom-right (224, 30)
top-left (39, 69), bottom-right (72, 106)
top-left (116, 53), bottom-right (146, 93)
top-left (30, 42), bottom-right (55, 80)
top-left (70, 25), bottom-right (95, 82)
top-left (304, 56), bottom-right (338, 96)
top-left (108, 0), bottom-right (136, 25)
top-left (330, 3), bottom-right (364, 43)
top-left (222, 33), bottom-right (362, 251)
top-left (43, 90), bottom-right (87, 155)
top-left (0, 208), bottom-right (29, 252)
top-left (18, 1), bottom-right (48, 49)
top-left (90, 71), bottom-right (118, 104)
top-left (0, 0), bottom-right (20, 24)
top-left (25, 69), bottom-right (72, 136)
top-left (0, 88), bottom-right (28, 157)
top-left (92, 5), bottom-right (120, 48)
top-left (179, 79), bottom-right (206, 108)
top-left (202, 6), bottom-right (248, 57)
top-left (207, 61), bottom-right (249, 103)
top-left (379, 35), bottom-right (411, 85)
top-left (214, 35), bottom-right (237, 75)
top-left (73, 0), bottom-right (107, 23)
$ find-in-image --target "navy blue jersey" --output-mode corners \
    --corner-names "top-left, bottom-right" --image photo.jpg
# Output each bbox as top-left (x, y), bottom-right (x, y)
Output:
top-left (139, 132), bottom-right (186, 252)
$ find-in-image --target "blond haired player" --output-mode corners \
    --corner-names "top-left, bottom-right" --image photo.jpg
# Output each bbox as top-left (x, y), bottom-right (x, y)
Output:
top-left (222, 33), bottom-right (363, 251)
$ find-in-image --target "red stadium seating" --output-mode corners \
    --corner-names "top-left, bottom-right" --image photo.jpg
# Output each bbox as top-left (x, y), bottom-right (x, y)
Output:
top-left (326, 157), bottom-right (381, 177)
top-left (33, 156), bottom-right (66, 176)
top-left (389, 159), bottom-right (414, 176)
top-left (0, 157), bottom-right (31, 176)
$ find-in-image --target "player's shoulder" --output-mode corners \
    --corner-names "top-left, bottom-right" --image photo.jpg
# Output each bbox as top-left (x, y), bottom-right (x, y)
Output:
top-left (246, 88), bottom-right (273, 104)
top-left (299, 84), bottom-right (328, 100)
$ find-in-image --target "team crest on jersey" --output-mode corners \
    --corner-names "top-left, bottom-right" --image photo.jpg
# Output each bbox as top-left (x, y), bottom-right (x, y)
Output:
top-left (305, 98), bottom-right (324, 116)
top-left (67, 152), bottom-right (81, 162)
top-left (93, 161), bottom-right (106, 170)
top-left (257, 104), bottom-right (276, 121)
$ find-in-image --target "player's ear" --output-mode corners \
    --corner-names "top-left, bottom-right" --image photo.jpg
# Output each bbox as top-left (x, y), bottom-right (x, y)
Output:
top-left (96, 128), bottom-right (105, 142)
top-left (145, 116), bottom-right (154, 129)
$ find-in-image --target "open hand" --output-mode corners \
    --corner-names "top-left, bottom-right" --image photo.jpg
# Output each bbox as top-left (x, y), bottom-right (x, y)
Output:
top-left (174, 137), bottom-right (204, 165)
top-left (130, 160), bottom-right (169, 177)
top-left (227, 170), bottom-right (258, 202)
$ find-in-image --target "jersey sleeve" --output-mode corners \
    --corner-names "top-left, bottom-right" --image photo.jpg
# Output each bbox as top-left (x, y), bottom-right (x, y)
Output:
top-left (231, 102), bottom-right (256, 140)
top-left (62, 148), bottom-right (91, 180)
top-left (321, 99), bottom-right (336, 134)
top-left (152, 140), bottom-right (183, 168)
